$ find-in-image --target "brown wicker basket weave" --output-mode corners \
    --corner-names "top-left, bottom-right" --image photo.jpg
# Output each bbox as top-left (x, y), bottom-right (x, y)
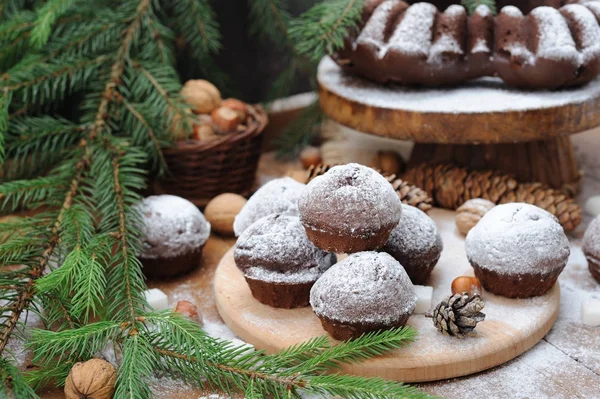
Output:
top-left (155, 105), bottom-right (268, 206)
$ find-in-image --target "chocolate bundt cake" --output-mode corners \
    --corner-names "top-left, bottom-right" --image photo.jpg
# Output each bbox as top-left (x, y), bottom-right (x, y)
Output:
top-left (334, 0), bottom-right (600, 89)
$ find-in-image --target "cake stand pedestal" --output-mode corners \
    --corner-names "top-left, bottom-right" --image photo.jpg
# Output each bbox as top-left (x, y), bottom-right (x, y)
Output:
top-left (317, 57), bottom-right (600, 191)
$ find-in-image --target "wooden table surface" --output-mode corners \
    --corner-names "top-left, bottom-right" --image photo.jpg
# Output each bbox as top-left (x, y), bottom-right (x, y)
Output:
top-left (16, 128), bottom-right (600, 399)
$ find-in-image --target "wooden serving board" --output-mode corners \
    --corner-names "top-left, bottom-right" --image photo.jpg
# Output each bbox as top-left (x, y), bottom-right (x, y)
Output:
top-left (214, 208), bottom-right (561, 383)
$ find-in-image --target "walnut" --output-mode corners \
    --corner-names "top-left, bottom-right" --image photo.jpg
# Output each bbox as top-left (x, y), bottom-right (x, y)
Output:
top-left (181, 79), bottom-right (221, 114)
top-left (204, 193), bottom-right (247, 236)
top-left (64, 358), bottom-right (117, 399)
top-left (455, 198), bottom-right (495, 236)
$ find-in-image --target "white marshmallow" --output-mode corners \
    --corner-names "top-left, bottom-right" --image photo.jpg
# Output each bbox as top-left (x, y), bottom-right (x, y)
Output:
top-left (413, 285), bottom-right (434, 315)
top-left (582, 298), bottom-right (600, 326)
top-left (144, 288), bottom-right (169, 311)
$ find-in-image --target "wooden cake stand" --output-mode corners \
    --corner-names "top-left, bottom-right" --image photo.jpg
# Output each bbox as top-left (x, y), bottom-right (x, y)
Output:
top-left (214, 209), bottom-right (560, 383)
top-left (317, 56), bottom-right (600, 191)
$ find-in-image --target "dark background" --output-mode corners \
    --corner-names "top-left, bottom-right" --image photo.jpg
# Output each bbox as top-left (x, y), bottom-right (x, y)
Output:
top-left (178, 0), bottom-right (318, 103)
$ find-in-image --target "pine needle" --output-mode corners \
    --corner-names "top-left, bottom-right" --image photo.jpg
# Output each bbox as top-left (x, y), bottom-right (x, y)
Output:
top-left (461, 0), bottom-right (497, 14)
top-left (289, 0), bottom-right (364, 62)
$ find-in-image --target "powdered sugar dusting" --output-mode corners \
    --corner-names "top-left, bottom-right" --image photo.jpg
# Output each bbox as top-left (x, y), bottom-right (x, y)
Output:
top-left (500, 5), bottom-right (523, 18)
top-left (310, 252), bottom-right (417, 324)
top-left (428, 34), bottom-right (464, 64)
top-left (465, 203), bottom-right (570, 275)
top-left (233, 177), bottom-right (306, 237)
top-left (386, 3), bottom-right (437, 57)
top-left (299, 163), bottom-right (402, 236)
top-left (583, 215), bottom-right (600, 263)
top-left (235, 214), bottom-right (335, 284)
top-left (383, 204), bottom-right (443, 258)
top-left (471, 38), bottom-right (490, 53)
top-left (532, 7), bottom-right (580, 64)
top-left (317, 56), bottom-right (600, 113)
top-left (475, 4), bottom-right (491, 17)
top-left (562, 4), bottom-right (600, 63)
top-left (356, 0), bottom-right (399, 50)
top-left (445, 4), bottom-right (466, 17)
top-left (138, 195), bottom-right (210, 259)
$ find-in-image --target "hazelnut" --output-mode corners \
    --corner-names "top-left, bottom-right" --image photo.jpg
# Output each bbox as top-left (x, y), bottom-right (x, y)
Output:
top-left (181, 79), bottom-right (221, 114)
top-left (222, 98), bottom-right (248, 121)
top-left (174, 300), bottom-right (202, 324)
top-left (204, 193), bottom-right (247, 236)
top-left (455, 198), bottom-right (496, 236)
top-left (372, 151), bottom-right (405, 175)
top-left (299, 146), bottom-right (322, 169)
top-left (211, 107), bottom-right (241, 134)
top-left (192, 124), bottom-right (217, 142)
top-left (451, 276), bottom-right (482, 296)
top-left (64, 358), bottom-right (116, 399)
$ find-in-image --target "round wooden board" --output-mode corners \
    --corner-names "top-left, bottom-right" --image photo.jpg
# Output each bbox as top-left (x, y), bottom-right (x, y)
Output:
top-left (317, 57), bottom-right (600, 144)
top-left (214, 209), bottom-right (561, 383)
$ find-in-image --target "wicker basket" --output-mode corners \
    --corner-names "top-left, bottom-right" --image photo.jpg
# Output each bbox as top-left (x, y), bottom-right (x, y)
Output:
top-left (156, 105), bottom-right (268, 206)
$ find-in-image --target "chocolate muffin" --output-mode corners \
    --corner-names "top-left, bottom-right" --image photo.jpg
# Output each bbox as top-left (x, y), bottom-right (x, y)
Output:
top-left (233, 177), bottom-right (306, 237)
top-left (234, 214), bottom-right (336, 309)
top-left (583, 216), bottom-right (600, 284)
top-left (298, 163), bottom-right (402, 253)
top-left (381, 204), bottom-right (443, 284)
top-left (465, 203), bottom-right (570, 298)
top-left (310, 252), bottom-right (417, 340)
top-left (138, 195), bottom-right (210, 279)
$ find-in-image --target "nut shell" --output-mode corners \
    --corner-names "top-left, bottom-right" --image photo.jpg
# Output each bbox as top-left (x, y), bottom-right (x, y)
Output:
top-left (222, 98), bottom-right (248, 121)
top-left (204, 193), bottom-right (247, 236)
top-left (64, 358), bottom-right (117, 399)
top-left (211, 107), bottom-right (241, 134)
top-left (455, 198), bottom-right (496, 236)
top-left (181, 80), bottom-right (221, 114)
top-left (451, 276), bottom-right (482, 296)
top-left (174, 300), bottom-right (202, 324)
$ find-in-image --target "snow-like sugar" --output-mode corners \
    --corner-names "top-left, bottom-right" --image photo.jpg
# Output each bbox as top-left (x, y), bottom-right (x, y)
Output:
top-left (233, 177), bottom-right (305, 237)
top-left (138, 195), bottom-right (210, 259)
top-left (465, 203), bottom-right (570, 275)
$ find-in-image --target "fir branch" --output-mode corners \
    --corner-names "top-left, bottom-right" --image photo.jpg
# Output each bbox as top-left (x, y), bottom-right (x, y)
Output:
top-left (289, 0), bottom-right (364, 62)
top-left (29, 321), bottom-right (121, 365)
top-left (25, 361), bottom-right (72, 391)
top-left (30, 0), bottom-right (80, 48)
top-left (1, 55), bottom-right (110, 106)
top-left (115, 333), bottom-right (154, 399)
top-left (0, 357), bottom-right (38, 399)
top-left (0, 140), bottom-right (89, 357)
top-left (461, 0), bottom-right (497, 14)
top-left (0, 172), bottom-right (72, 212)
top-left (169, 0), bottom-right (221, 57)
top-left (0, 89), bottom-right (9, 164)
top-left (248, 0), bottom-right (291, 48)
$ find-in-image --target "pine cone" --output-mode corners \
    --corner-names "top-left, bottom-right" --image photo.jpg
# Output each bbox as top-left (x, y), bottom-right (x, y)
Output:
top-left (306, 163), bottom-right (433, 213)
top-left (429, 293), bottom-right (486, 338)
top-left (402, 163), bottom-right (581, 232)
top-left (383, 174), bottom-right (433, 213)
